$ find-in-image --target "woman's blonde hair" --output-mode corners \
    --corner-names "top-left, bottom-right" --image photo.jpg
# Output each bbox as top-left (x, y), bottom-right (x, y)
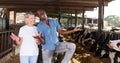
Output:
top-left (24, 12), bottom-right (35, 24)
top-left (24, 12), bottom-right (34, 18)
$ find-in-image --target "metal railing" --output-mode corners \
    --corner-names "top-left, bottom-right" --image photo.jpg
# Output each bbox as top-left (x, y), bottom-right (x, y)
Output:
top-left (0, 31), bottom-right (13, 58)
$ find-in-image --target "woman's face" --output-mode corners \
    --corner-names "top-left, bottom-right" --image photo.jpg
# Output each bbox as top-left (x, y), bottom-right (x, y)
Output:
top-left (25, 15), bottom-right (35, 26)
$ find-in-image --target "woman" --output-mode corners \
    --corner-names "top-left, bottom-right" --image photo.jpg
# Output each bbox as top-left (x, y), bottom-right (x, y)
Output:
top-left (10, 12), bottom-right (44, 63)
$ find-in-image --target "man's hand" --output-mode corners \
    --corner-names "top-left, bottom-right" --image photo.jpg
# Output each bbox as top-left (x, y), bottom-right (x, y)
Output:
top-left (73, 27), bottom-right (82, 32)
top-left (33, 32), bottom-right (44, 44)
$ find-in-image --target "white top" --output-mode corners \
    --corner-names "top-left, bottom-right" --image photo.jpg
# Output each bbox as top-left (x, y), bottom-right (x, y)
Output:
top-left (18, 25), bottom-right (39, 56)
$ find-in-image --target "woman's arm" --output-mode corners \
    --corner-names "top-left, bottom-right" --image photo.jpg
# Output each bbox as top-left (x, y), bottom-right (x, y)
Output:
top-left (35, 36), bottom-right (44, 45)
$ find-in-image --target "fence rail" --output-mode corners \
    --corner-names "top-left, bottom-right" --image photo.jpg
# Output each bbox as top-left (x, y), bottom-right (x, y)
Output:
top-left (0, 31), bottom-right (13, 58)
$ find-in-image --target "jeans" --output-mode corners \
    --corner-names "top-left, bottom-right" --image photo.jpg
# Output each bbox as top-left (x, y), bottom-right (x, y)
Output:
top-left (42, 42), bottom-right (76, 63)
top-left (20, 56), bottom-right (38, 63)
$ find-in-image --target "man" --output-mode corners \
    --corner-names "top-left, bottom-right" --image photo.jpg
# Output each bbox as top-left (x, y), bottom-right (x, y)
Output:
top-left (37, 9), bottom-right (81, 63)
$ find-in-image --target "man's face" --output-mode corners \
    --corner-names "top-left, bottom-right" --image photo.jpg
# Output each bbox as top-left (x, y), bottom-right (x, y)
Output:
top-left (37, 10), bottom-right (47, 20)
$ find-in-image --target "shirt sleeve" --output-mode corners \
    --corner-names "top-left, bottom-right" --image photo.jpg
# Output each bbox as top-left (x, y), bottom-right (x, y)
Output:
top-left (55, 20), bottom-right (61, 30)
top-left (37, 24), bottom-right (42, 33)
top-left (37, 23), bottom-right (44, 37)
top-left (18, 28), bottom-right (23, 37)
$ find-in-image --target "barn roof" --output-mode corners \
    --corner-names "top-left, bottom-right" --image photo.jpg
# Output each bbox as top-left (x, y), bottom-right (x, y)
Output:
top-left (0, 0), bottom-right (113, 14)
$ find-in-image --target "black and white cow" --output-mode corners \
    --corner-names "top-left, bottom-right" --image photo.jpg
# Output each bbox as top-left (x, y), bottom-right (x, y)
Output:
top-left (108, 40), bottom-right (120, 63)
top-left (94, 32), bottom-right (110, 59)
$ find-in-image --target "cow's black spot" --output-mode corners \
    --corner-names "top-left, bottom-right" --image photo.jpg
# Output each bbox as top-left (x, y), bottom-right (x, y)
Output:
top-left (117, 43), bottom-right (120, 47)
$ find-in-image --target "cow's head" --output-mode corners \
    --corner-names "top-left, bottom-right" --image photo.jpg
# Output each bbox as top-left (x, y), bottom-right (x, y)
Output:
top-left (108, 40), bottom-right (120, 51)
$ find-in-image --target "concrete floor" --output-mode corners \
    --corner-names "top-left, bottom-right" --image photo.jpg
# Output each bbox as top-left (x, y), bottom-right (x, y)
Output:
top-left (5, 55), bottom-right (20, 63)
top-left (5, 37), bottom-right (111, 63)
top-left (4, 44), bottom-right (111, 63)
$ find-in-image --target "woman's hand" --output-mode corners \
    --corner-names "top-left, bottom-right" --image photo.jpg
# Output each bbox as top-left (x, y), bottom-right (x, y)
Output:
top-left (10, 33), bottom-right (22, 46)
top-left (33, 32), bottom-right (44, 45)
top-left (10, 33), bottom-right (20, 42)
top-left (33, 32), bottom-right (41, 39)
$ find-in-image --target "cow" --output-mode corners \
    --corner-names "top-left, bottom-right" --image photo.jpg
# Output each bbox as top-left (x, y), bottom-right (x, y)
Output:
top-left (95, 32), bottom-right (110, 59)
top-left (108, 40), bottom-right (120, 63)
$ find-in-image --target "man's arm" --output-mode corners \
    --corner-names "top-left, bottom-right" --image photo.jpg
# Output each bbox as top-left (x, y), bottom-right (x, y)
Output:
top-left (57, 27), bottom-right (81, 35)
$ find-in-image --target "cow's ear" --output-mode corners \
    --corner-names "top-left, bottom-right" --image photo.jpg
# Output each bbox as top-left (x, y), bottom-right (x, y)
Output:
top-left (117, 43), bottom-right (120, 47)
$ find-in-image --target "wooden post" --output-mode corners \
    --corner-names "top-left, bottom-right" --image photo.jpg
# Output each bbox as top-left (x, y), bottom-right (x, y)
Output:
top-left (98, 0), bottom-right (104, 33)
top-left (14, 11), bottom-right (16, 24)
top-left (82, 10), bottom-right (85, 29)
top-left (5, 8), bottom-right (10, 30)
top-left (70, 14), bottom-right (72, 27)
top-left (58, 13), bottom-right (61, 26)
top-left (75, 10), bottom-right (78, 27)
